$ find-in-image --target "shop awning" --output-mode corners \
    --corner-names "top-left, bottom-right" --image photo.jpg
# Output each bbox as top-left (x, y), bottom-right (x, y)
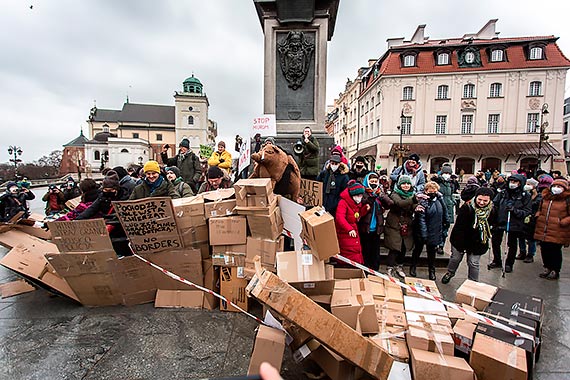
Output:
top-left (352, 145), bottom-right (377, 159)
top-left (388, 142), bottom-right (560, 157)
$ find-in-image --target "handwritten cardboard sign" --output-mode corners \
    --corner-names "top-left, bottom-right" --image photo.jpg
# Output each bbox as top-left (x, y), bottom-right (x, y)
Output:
top-left (47, 219), bottom-right (113, 253)
top-left (299, 179), bottom-right (323, 207)
top-left (114, 197), bottom-right (183, 254)
top-left (238, 137), bottom-right (251, 174)
top-left (252, 114), bottom-right (276, 137)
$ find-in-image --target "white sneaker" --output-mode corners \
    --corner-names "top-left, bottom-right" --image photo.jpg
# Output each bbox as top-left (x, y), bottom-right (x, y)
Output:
top-left (395, 265), bottom-right (406, 279)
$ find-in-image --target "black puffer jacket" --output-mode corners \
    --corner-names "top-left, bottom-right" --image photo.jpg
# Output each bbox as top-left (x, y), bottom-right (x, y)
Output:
top-left (450, 203), bottom-right (496, 255)
top-left (492, 174), bottom-right (531, 233)
top-left (417, 194), bottom-right (450, 246)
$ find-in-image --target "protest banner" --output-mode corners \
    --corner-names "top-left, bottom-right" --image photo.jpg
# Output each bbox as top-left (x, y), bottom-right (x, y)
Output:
top-left (238, 137), bottom-right (251, 174)
top-left (200, 144), bottom-right (214, 159)
top-left (114, 197), bottom-right (183, 254)
top-left (252, 114), bottom-right (276, 137)
top-left (47, 219), bottom-right (113, 253)
top-left (299, 179), bottom-right (323, 207)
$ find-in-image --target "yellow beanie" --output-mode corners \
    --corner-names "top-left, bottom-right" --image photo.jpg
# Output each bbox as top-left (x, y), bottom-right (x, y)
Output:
top-left (143, 160), bottom-right (160, 173)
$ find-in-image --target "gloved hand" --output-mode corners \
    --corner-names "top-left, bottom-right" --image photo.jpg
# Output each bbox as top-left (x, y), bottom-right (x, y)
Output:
top-left (219, 158), bottom-right (225, 163)
top-left (416, 193), bottom-right (429, 200)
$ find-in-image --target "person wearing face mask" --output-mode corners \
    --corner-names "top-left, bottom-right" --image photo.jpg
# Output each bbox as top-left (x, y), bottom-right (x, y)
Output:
top-left (385, 175), bottom-right (418, 279)
top-left (491, 173), bottom-right (507, 196)
top-left (516, 178), bottom-right (539, 263)
top-left (165, 166), bottom-right (194, 198)
top-left (358, 172), bottom-right (394, 270)
top-left (130, 161), bottom-right (179, 200)
top-left (334, 180), bottom-right (370, 265)
top-left (316, 152), bottom-right (349, 217)
top-left (442, 187), bottom-right (496, 283)
top-left (390, 153), bottom-right (426, 193)
top-left (433, 164), bottom-right (456, 255)
top-left (349, 156), bottom-right (370, 184)
top-left (534, 179), bottom-right (570, 280)
top-left (489, 174), bottom-right (531, 273)
top-left (410, 181), bottom-right (450, 280)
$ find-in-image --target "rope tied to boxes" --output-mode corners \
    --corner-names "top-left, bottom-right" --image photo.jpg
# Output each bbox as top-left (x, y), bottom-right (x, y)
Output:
top-left (333, 254), bottom-right (535, 342)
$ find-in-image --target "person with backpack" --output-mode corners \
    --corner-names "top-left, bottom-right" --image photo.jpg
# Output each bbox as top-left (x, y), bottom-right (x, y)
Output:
top-left (161, 138), bottom-right (202, 193)
top-left (166, 166), bottom-right (194, 198)
top-left (389, 153), bottom-right (426, 192)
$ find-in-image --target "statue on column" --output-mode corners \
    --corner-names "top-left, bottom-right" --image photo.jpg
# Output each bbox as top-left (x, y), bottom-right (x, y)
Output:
top-left (277, 31), bottom-right (314, 90)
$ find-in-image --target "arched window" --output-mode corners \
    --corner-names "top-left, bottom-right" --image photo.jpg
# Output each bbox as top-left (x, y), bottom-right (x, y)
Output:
top-left (529, 47), bottom-right (543, 60)
top-left (102, 124), bottom-right (109, 133)
top-left (491, 49), bottom-right (504, 62)
top-left (188, 115), bottom-right (194, 125)
top-left (402, 86), bottom-right (414, 100)
top-left (437, 85), bottom-right (449, 99)
top-left (437, 53), bottom-right (449, 65)
top-left (94, 151), bottom-right (100, 160)
top-left (463, 83), bottom-right (475, 98)
top-left (529, 81), bottom-right (542, 96)
top-left (403, 54), bottom-right (415, 67)
top-left (120, 148), bottom-right (129, 153)
top-left (489, 83), bottom-right (502, 97)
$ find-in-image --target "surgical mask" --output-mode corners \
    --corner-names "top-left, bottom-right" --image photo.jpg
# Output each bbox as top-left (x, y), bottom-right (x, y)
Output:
top-left (369, 183), bottom-right (378, 190)
top-left (508, 182), bottom-right (518, 189)
top-left (330, 164), bottom-right (340, 172)
top-left (551, 186), bottom-right (564, 195)
top-left (353, 195), bottom-right (363, 204)
top-left (523, 185), bottom-right (532, 192)
top-left (442, 174), bottom-right (451, 181)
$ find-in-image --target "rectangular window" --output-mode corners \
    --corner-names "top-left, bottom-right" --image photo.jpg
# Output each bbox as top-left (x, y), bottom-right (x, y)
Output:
top-left (489, 83), bottom-right (502, 98)
top-left (401, 116), bottom-right (412, 135)
top-left (463, 84), bottom-right (475, 99)
top-left (527, 113), bottom-right (539, 133)
top-left (488, 114), bottom-right (500, 134)
top-left (461, 115), bottom-right (474, 134)
top-left (156, 133), bottom-right (163, 141)
top-left (403, 55), bottom-right (415, 67)
top-left (437, 85), bottom-right (449, 99)
top-left (564, 121), bottom-right (569, 135)
top-left (376, 119), bottom-right (380, 135)
top-left (435, 115), bottom-right (447, 134)
top-left (132, 133), bottom-right (139, 139)
top-left (491, 49), bottom-right (504, 62)
top-left (529, 81), bottom-right (542, 96)
top-left (402, 86), bottom-right (414, 100)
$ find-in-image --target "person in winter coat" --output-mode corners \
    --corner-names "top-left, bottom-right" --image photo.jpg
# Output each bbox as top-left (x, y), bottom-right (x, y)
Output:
top-left (296, 127), bottom-right (320, 180)
top-left (385, 175), bottom-right (418, 279)
top-left (410, 181), bottom-right (450, 280)
top-left (534, 179), bottom-right (570, 280)
top-left (490, 174), bottom-right (506, 196)
top-left (62, 177), bottom-right (81, 202)
top-left (42, 185), bottom-right (66, 215)
top-left (335, 181), bottom-right (370, 265)
top-left (316, 152), bottom-right (349, 217)
top-left (390, 153), bottom-right (426, 193)
top-left (516, 178), bottom-right (539, 263)
top-left (442, 187), bottom-right (495, 283)
top-left (349, 156), bottom-right (370, 184)
top-left (358, 172), bottom-right (393, 270)
top-left (0, 182), bottom-right (33, 222)
top-left (161, 138), bottom-right (202, 193)
top-left (198, 166), bottom-right (233, 193)
top-left (208, 141), bottom-right (233, 175)
top-left (330, 145), bottom-right (349, 167)
top-left (460, 176), bottom-right (480, 204)
top-left (130, 161), bottom-right (179, 200)
top-left (489, 174), bottom-right (532, 273)
top-left (166, 166), bottom-right (194, 198)
top-left (56, 178), bottom-right (100, 221)
top-left (110, 166), bottom-right (137, 200)
top-left (432, 164), bottom-right (457, 254)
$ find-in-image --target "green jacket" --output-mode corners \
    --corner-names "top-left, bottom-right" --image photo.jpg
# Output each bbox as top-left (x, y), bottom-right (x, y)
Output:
top-left (129, 178), bottom-right (180, 200)
top-left (299, 136), bottom-right (320, 177)
top-left (172, 178), bottom-right (194, 198)
top-left (160, 151), bottom-right (202, 189)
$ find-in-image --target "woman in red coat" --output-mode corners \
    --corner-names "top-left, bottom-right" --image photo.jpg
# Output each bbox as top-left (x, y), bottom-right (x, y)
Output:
top-left (335, 180), bottom-right (370, 264)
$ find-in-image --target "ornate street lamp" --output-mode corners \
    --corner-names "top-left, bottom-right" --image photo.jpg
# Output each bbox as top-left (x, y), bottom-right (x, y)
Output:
top-left (537, 103), bottom-right (549, 170)
top-left (7, 145), bottom-right (23, 179)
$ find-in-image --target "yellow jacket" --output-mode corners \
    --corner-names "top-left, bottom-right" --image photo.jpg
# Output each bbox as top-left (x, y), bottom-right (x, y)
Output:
top-left (208, 150), bottom-right (232, 174)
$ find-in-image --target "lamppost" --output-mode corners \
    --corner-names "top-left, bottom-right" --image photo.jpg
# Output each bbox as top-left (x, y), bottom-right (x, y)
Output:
top-left (537, 103), bottom-right (549, 170)
top-left (394, 109), bottom-right (410, 167)
top-left (7, 145), bottom-right (23, 179)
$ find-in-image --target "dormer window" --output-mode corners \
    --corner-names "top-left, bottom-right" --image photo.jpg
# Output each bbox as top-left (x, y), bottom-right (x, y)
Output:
top-left (437, 52), bottom-right (450, 65)
top-left (529, 46), bottom-right (544, 60)
top-left (491, 49), bottom-right (504, 62)
top-left (403, 54), bottom-right (416, 67)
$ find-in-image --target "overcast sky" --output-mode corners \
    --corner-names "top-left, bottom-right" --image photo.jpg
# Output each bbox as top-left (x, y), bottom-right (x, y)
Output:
top-left (1, 0), bottom-right (569, 163)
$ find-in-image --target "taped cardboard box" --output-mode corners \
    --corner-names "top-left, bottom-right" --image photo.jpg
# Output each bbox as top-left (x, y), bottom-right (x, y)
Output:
top-left (246, 270), bottom-right (394, 380)
top-left (172, 195), bottom-right (206, 228)
top-left (202, 259), bottom-right (219, 310)
top-left (404, 296), bottom-right (451, 327)
top-left (247, 325), bottom-right (286, 375)
top-left (470, 333), bottom-right (527, 380)
top-left (299, 207), bottom-right (340, 261)
top-left (276, 250), bottom-right (335, 296)
top-left (376, 305), bottom-right (407, 329)
top-left (384, 281), bottom-right (404, 304)
top-left (208, 216), bottom-right (247, 246)
top-left (179, 224), bottom-right (209, 258)
top-left (246, 236), bottom-right (284, 267)
top-left (235, 195), bottom-right (279, 216)
top-left (212, 252), bottom-right (246, 267)
top-left (334, 267), bottom-right (366, 279)
top-left (453, 320), bottom-right (477, 356)
top-left (404, 277), bottom-right (441, 299)
top-left (154, 289), bottom-right (204, 309)
top-left (331, 282), bottom-right (378, 334)
top-left (489, 288), bottom-right (544, 341)
top-left (410, 348), bottom-right (475, 380)
top-left (370, 334), bottom-right (409, 363)
top-left (246, 206), bottom-right (283, 240)
top-left (447, 303), bottom-right (479, 325)
top-left (202, 188), bottom-right (236, 219)
top-left (234, 178), bottom-right (274, 207)
top-left (368, 276), bottom-right (386, 299)
top-left (220, 266), bottom-right (248, 312)
top-left (406, 323), bottom-right (455, 356)
top-left (455, 279), bottom-right (498, 311)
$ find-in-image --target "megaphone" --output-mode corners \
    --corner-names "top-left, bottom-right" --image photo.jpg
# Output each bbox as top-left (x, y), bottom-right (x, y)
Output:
top-left (293, 140), bottom-right (304, 155)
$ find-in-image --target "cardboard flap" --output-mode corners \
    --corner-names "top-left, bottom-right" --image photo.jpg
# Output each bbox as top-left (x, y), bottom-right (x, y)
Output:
top-left (47, 219), bottom-right (113, 253)
top-left (0, 279), bottom-right (35, 298)
top-left (154, 289), bottom-right (203, 308)
top-left (202, 188), bottom-right (235, 202)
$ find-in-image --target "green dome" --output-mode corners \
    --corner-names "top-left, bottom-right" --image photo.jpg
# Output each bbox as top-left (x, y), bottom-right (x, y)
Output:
top-left (183, 74), bottom-right (203, 94)
top-left (183, 75), bottom-right (202, 85)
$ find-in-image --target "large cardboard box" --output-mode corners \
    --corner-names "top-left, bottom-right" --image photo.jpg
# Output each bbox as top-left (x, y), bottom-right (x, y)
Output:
top-left (202, 259), bottom-right (219, 310)
top-left (275, 250), bottom-right (334, 296)
top-left (331, 279), bottom-right (379, 334)
top-left (489, 288), bottom-right (544, 342)
top-left (202, 188), bottom-right (236, 219)
top-left (404, 296), bottom-right (450, 327)
top-left (246, 270), bottom-right (394, 380)
top-left (246, 236), bottom-right (284, 267)
top-left (308, 340), bottom-right (357, 380)
top-left (154, 289), bottom-right (203, 309)
top-left (211, 251), bottom-right (246, 267)
top-left (370, 333), bottom-right (409, 363)
top-left (179, 224), bottom-right (209, 258)
top-left (171, 195), bottom-right (206, 228)
top-left (406, 323), bottom-right (455, 356)
top-left (447, 303), bottom-right (479, 325)
top-left (234, 178), bottom-right (274, 207)
top-left (147, 248), bottom-right (203, 290)
top-left (334, 267), bottom-right (366, 279)
top-left (470, 333), bottom-right (527, 380)
top-left (299, 207), bottom-right (340, 261)
top-left (246, 206), bottom-right (283, 240)
top-left (208, 216), bottom-right (247, 246)
top-left (384, 281), bottom-right (404, 304)
top-left (404, 277), bottom-right (441, 299)
top-left (455, 279), bottom-right (498, 311)
top-left (453, 320), bottom-right (477, 355)
top-left (247, 325), bottom-right (286, 375)
top-left (411, 348), bottom-right (475, 380)
top-left (219, 266), bottom-right (248, 312)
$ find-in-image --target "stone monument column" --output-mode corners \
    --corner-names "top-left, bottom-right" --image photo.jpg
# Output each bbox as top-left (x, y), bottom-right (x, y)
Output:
top-left (254, 0), bottom-right (339, 160)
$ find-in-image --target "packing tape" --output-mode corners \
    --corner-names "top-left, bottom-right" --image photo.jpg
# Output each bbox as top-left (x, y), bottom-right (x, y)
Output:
top-left (333, 254), bottom-right (535, 342)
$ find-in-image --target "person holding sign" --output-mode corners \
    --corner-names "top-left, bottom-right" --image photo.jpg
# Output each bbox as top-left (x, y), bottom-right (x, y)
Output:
top-left (160, 138), bottom-right (202, 193)
top-left (295, 127), bottom-right (320, 180)
top-left (130, 161), bottom-right (179, 200)
top-left (208, 141), bottom-right (232, 175)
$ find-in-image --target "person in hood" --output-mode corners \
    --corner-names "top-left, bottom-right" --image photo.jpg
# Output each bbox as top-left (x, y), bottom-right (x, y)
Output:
top-left (534, 178), bottom-right (570, 280)
top-left (358, 172), bottom-right (393, 270)
top-left (161, 138), bottom-right (202, 193)
top-left (515, 177), bottom-right (539, 263)
top-left (329, 145), bottom-right (349, 167)
top-left (130, 161), bottom-right (179, 200)
top-left (491, 173), bottom-right (507, 196)
top-left (334, 181), bottom-right (370, 265)
top-left (349, 156), bottom-right (370, 184)
top-left (316, 152), bottom-right (349, 217)
top-left (62, 177), bottom-right (81, 201)
top-left (56, 178), bottom-right (100, 221)
top-left (0, 182), bottom-right (33, 222)
top-left (489, 174), bottom-right (532, 273)
top-left (110, 166), bottom-right (137, 200)
top-left (166, 166), bottom-right (194, 198)
top-left (390, 153), bottom-right (426, 193)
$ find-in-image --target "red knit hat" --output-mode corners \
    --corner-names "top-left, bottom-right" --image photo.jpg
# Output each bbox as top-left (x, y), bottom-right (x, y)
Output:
top-left (347, 180), bottom-right (365, 196)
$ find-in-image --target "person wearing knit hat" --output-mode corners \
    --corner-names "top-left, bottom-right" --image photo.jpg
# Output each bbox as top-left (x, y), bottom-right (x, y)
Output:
top-left (110, 166), bottom-right (137, 200)
top-left (460, 176), bottom-right (480, 203)
top-left (349, 156), bottom-right (370, 184)
top-left (316, 150), bottom-right (349, 217)
top-left (533, 178), bottom-right (570, 280)
top-left (390, 153), bottom-right (426, 193)
top-left (198, 165), bottom-right (233, 193)
top-left (334, 180), bottom-right (370, 265)
top-left (207, 140), bottom-right (233, 176)
top-left (166, 166), bottom-right (194, 198)
top-left (537, 174), bottom-right (553, 192)
top-left (129, 161), bottom-right (179, 200)
top-left (160, 138), bottom-right (202, 193)
top-left (397, 174), bottom-right (412, 186)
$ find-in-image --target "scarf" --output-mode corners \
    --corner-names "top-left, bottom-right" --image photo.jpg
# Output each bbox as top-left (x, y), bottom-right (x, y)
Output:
top-left (145, 175), bottom-right (164, 194)
top-left (394, 186), bottom-right (414, 199)
top-left (177, 150), bottom-right (191, 166)
top-left (325, 170), bottom-right (337, 194)
top-left (473, 201), bottom-right (493, 244)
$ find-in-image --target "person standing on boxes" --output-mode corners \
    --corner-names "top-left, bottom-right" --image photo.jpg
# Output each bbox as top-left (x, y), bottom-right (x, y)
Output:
top-left (129, 161), bottom-right (179, 200)
top-left (208, 141), bottom-right (232, 176)
top-left (198, 166), bottom-right (233, 193)
top-left (161, 138), bottom-right (202, 193)
top-left (316, 152), bottom-right (349, 217)
top-left (384, 175), bottom-right (418, 279)
top-left (534, 178), bottom-right (570, 280)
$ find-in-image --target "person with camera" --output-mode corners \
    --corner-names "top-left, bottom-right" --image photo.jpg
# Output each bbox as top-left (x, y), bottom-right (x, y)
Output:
top-left (42, 184), bottom-right (66, 216)
top-left (160, 138), bottom-right (202, 193)
top-left (208, 141), bottom-right (232, 175)
top-left (295, 126), bottom-right (320, 180)
top-left (0, 182), bottom-right (34, 222)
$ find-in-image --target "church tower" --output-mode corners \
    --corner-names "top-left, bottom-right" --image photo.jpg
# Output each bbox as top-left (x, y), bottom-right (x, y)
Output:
top-left (174, 74), bottom-right (210, 151)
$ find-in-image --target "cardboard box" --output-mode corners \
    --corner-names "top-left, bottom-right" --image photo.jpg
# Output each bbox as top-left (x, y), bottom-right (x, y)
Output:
top-left (299, 207), bottom-right (340, 261)
top-left (370, 334), bottom-right (409, 363)
top-left (404, 296), bottom-right (451, 327)
top-left (309, 341), bottom-right (357, 380)
top-left (384, 281), bottom-right (404, 304)
top-left (406, 323), bottom-right (455, 356)
top-left (179, 225), bottom-right (209, 258)
top-left (246, 270), bottom-right (394, 380)
top-left (490, 288), bottom-right (544, 340)
top-left (334, 267), bottom-right (366, 279)
top-left (208, 216), bottom-right (247, 246)
top-left (404, 277), bottom-right (441, 298)
top-left (147, 248), bottom-right (203, 290)
top-left (235, 195), bottom-right (279, 216)
top-left (211, 244), bottom-right (247, 255)
top-left (246, 236), bottom-right (284, 267)
top-left (211, 252), bottom-right (246, 267)
top-left (154, 289), bottom-right (203, 308)
top-left (246, 206), bottom-right (283, 240)
top-left (202, 188), bottom-right (236, 219)
top-left (331, 279), bottom-right (379, 334)
top-left (171, 195), bottom-right (206, 228)
top-left (276, 251), bottom-right (335, 296)
top-left (220, 266), bottom-right (248, 312)
top-left (455, 280), bottom-right (498, 311)
top-left (202, 259), bottom-right (219, 310)
top-left (453, 320), bottom-right (477, 355)
top-left (234, 178), bottom-right (274, 207)
top-left (247, 325), bottom-right (286, 375)
top-left (411, 348), bottom-right (475, 380)
top-left (368, 276), bottom-right (386, 299)
top-left (47, 219), bottom-right (113, 253)
top-left (447, 303), bottom-right (479, 325)
top-left (470, 333), bottom-right (527, 380)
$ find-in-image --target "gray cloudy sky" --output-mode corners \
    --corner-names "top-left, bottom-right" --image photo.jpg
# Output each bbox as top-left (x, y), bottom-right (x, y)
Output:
top-left (1, 0), bottom-right (569, 162)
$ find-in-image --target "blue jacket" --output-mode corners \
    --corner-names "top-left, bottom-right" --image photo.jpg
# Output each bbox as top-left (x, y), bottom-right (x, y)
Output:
top-left (316, 162), bottom-right (349, 216)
